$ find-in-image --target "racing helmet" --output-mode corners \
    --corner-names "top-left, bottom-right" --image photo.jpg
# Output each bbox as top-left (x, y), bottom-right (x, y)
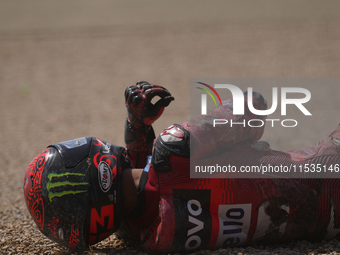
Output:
top-left (23, 137), bottom-right (131, 252)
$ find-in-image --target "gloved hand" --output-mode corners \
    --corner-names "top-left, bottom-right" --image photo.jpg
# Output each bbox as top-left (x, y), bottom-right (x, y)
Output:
top-left (125, 81), bottom-right (174, 126)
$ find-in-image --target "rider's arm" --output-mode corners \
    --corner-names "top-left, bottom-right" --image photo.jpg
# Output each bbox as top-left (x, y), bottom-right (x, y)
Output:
top-left (124, 81), bottom-right (174, 168)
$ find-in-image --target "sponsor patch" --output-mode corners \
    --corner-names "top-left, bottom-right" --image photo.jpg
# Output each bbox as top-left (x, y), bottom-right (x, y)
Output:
top-left (215, 204), bottom-right (252, 248)
top-left (172, 189), bottom-right (212, 251)
top-left (98, 161), bottom-right (112, 193)
top-left (46, 172), bottom-right (89, 202)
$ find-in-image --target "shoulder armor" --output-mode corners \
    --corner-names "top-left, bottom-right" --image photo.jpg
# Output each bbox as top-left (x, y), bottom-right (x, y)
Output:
top-left (152, 124), bottom-right (190, 173)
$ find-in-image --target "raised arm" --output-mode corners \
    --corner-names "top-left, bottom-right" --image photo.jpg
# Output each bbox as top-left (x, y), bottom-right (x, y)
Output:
top-left (124, 81), bottom-right (174, 167)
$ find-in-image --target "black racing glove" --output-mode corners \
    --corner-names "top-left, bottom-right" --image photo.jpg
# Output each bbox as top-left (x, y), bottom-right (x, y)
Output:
top-left (125, 81), bottom-right (174, 126)
top-left (124, 81), bottom-right (174, 166)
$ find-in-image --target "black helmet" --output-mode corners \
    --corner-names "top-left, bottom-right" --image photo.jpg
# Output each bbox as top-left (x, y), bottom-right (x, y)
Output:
top-left (23, 137), bottom-right (131, 252)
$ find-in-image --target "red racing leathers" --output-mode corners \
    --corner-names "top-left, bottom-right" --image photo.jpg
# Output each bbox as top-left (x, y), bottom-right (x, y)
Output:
top-left (120, 91), bottom-right (340, 253)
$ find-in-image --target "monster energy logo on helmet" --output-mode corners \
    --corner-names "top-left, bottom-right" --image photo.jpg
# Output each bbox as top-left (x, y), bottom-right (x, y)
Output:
top-left (46, 172), bottom-right (89, 202)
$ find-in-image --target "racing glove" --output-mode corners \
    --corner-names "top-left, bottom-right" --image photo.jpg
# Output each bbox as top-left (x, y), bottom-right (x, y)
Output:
top-left (124, 81), bottom-right (174, 167)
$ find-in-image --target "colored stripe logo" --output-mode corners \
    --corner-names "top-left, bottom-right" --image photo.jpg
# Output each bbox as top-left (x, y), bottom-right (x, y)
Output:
top-left (46, 172), bottom-right (89, 202)
top-left (196, 82), bottom-right (222, 106)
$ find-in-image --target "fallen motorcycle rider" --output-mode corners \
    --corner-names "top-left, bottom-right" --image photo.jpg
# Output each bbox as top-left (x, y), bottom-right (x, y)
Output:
top-left (23, 81), bottom-right (340, 253)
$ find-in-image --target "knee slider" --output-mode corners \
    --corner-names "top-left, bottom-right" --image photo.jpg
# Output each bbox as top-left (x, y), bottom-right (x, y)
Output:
top-left (152, 124), bottom-right (190, 173)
